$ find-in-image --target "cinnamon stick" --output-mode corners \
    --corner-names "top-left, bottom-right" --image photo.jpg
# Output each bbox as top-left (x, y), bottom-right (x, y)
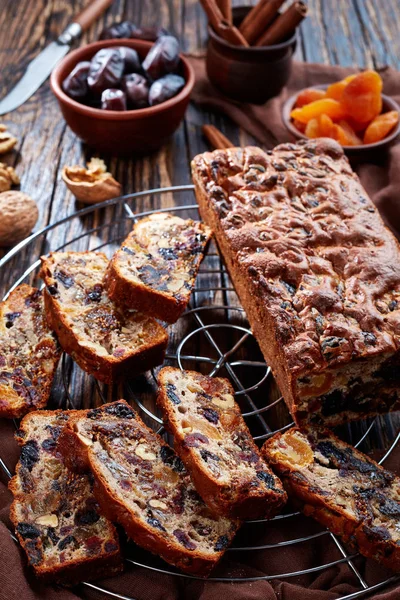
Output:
top-left (216, 0), bottom-right (232, 23)
top-left (255, 1), bottom-right (307, 46)
top-left (202, 125), bottom-right (234, 149)
top-left (199, 0), bottom-right (249, 46)
top-left (239, 0), bottom-right (285, 45)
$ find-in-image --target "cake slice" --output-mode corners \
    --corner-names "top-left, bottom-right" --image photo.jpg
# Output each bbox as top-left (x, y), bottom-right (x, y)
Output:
top-left (9, 410), bottom-right (122, 584)
top-left (58, 400), bottom-right (240, 577)
top-left (0, 285), bottom-right (61, 418)
top-left (40, 251), bottom-right (168, 383)
top-left (157, 367), bottom-right (287, 518)
top-left (104, 213), bottom-right (212, 323)
top-left (262, 427), bottom-right (400, 572)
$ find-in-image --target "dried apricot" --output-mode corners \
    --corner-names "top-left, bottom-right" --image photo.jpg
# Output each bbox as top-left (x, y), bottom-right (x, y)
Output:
top-left (291, 98), bottom-right (346, 124)
top-left (293, 119), bottom-right (306, 133)
top-left (295, 88), bottom-right (326, 108)
top-left (364, 110), bottom-right (399, 144)
top-left (305, 118), bottom-right (320, 138)
top-left (319, 114), bottom-right (334, 137)
top-left (334, 120), bottom-right (363, 146)
top-left (340, 70), bottom-right (383, 125)
top-left (325, 75), bottom-right (356, 101)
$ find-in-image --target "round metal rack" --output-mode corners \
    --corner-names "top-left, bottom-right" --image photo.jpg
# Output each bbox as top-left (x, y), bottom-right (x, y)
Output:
top-left (0, 185), bottom-right (399, 600)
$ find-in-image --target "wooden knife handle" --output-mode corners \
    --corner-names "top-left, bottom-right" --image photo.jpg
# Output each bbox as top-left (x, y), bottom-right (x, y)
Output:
top-left (75, 0), bottom-right (114, 32)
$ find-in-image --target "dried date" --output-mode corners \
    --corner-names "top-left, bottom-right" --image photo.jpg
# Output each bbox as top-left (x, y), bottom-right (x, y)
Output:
top-left (88, 49), bottom-right (124, 95)
top-left (101, 88), bottom-right (127, 111)
top-left (142, 36), bottom-right (180, 81)
top-left (62, 61), bottom-right (91, 100)
top-left (122, 74), bottom-right (149, 109)
top-left (149, 74), bottom-right (185, 106)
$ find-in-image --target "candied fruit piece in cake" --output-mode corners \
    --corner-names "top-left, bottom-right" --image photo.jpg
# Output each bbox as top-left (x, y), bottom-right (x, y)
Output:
top-left (364, 111), bottom-right (399, 144)
top-left (263, 427), bottom-right (400, 572)
top-left (58, 400), bottom-right (239, 577)
top-left (157, 367), bottom-right (286, 519)
top-left (9, 410), bottom-right (122, 584)
top-left (104, 213), bottom-right (212, 323)
top-left (0, 285), bottom-right (61, 418)
top-left (40, 251), bottom-right (168, 383)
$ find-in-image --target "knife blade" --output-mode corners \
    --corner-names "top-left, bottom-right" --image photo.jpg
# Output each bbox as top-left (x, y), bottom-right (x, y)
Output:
top-left (0, 0), bottom-right (114, 115)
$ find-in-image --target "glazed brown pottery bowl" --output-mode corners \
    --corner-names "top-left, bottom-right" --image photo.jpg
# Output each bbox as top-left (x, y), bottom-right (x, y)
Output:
top-left (51, 39), bottom-right (195, 155)
top-left (282, 84), bottom-right (400, 154)
top-left (206, 6), bottom-right (297, 105)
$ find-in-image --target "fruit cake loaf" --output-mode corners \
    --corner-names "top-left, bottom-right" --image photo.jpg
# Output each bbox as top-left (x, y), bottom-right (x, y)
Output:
top-left (40, 251), bottom-right (168, 383)
top-left (58, 400), bottom-right (240, 577)
top-left (157, 367), bottom-right (286, 518)
top-left (262, 427), bottom-right (400, 572)
top-left (104, 213), bottom-right (212, 323)
top-left (9, 410), bottom-right (122, 584)
top-left (0, 284), bottom-right (61, 418)
top-left (191, 139), bottom-right (400, 427)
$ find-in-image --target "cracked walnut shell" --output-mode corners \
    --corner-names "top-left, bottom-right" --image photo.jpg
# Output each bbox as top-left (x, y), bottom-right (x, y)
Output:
top-left (0, 191), bottom-right (38, 246)
top-left (62, 157), bottom-right (122, 204)
top-left (0, 163), bottom-right (20, 192)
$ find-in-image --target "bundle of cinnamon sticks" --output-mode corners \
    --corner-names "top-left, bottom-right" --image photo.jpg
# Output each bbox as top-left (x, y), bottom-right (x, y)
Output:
top-left (200, 0), bottom-right (307, 47)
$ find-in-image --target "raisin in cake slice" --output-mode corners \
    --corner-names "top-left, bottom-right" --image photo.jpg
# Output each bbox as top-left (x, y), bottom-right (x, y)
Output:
top-left (0, 285), bottom-right (61, 418)
top-left (157, 367), bottom-right (286, 518)
top-left (104, 213), bottom-right (212, 323)
top-left (262, 427), bottom-right (400, 572)
top-left (9, 410), bottom-right (122, 584)
top-left (58, 400), bottom-right (239, 577)
top-left (40, 252), bottom-right (168, 384)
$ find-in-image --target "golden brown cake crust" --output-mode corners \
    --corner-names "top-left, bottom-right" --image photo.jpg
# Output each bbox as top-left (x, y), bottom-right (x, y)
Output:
top-left (40, 251), bottom-right (168, 383)
top-left (191, 140), bottom-right (400, 426)
top-left (157, 367), bottom-right (287, 519)
top-left (0, 285), bottom-right (61, 418)
top-left (104, 213), bottom-right (212, 323)
top-left (262, 427), bottom-right (400, 572)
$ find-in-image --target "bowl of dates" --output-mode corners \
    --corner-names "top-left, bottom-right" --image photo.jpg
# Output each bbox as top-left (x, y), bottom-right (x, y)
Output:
top-left (51, 38), bottom-right (194, 155)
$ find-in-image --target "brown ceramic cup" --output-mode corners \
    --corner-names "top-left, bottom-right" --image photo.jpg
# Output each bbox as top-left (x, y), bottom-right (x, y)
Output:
top-left (51, 39), bottom-right (195, 156)
top-left (206, 6), bottom-right (297, 105)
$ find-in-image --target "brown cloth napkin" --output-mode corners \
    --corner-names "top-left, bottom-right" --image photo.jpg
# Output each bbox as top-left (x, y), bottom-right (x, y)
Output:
top-left (188, 57), bottom-right (400, 236)
top-left (1, 60), bottom-right (400, 600)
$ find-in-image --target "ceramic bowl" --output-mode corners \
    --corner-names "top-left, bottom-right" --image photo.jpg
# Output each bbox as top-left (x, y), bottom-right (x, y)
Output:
top-left (282, 84), bottom-right (400, 153)
top-left (51, 39), bottom-right (195, 155)
top-left (206, 6), bottom-right (297, 105)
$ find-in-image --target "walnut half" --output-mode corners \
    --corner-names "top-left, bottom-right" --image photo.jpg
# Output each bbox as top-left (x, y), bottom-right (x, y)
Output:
top-left (0, 191), bottom-right (39, 246)
top-left (62, 158), bottom-right (122, 204)
top-left (0, 124), bottom-right (18, 155)
top-left (0, 162), bottom-right (20, 193)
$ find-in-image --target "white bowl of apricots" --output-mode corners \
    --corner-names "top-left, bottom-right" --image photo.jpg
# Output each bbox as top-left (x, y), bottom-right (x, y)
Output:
top-left (283, 70), bottom-right (400, 151)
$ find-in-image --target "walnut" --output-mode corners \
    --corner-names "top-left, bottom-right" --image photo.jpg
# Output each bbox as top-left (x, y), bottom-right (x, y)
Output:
top-left (62, 157), bottom-right (122, 204)
top-left (0, 163), bottom-right (20, 192)
top-left (0, 191), bottom-right (38, 246)
top-left (0, 125), bottom-right (18, 154)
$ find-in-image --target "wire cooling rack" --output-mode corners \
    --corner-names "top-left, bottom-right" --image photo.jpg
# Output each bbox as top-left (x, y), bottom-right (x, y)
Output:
top-left (0, 185), bottom-right (399, 600)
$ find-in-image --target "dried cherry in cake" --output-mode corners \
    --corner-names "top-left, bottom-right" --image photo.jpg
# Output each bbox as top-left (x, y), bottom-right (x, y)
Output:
top-left (62, 61), bottom-right (90, 100)
top-left (88, 49), bottom-right (124, 95)
top-left (142, 35), bottom-right (180, 81)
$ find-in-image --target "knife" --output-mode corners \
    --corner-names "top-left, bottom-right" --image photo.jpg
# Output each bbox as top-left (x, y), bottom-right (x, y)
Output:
top-left (0, 0), bottom-right (114, 116)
